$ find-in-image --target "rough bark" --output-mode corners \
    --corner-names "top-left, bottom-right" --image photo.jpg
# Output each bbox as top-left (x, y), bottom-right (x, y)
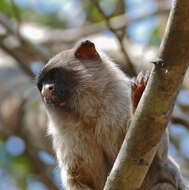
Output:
top-left (103, 0), bottom-right (189, 190)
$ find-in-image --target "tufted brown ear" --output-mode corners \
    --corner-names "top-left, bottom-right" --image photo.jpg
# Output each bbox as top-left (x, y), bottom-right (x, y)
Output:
top-left (74, 40), bottom-right (100, 60)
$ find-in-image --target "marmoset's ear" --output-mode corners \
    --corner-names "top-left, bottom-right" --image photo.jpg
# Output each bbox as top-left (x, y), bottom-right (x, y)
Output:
top-left (74, 40), bottom-right (100, 60)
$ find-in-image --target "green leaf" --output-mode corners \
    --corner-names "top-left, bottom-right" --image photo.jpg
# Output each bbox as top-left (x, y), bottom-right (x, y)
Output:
top-left (9, 155), bottom-right (31, 177)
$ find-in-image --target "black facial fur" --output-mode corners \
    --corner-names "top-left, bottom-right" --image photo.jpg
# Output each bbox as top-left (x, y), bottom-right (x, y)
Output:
top-left (37, 66), bottom-right (78, 107)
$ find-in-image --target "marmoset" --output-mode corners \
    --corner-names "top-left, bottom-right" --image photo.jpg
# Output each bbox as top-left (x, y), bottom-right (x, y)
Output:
top-left (37, 40), bottom-right (186, 190)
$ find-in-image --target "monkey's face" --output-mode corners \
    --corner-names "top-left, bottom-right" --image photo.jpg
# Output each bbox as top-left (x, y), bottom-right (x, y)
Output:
top-left (37, 65), bottom-right (78, 108)
top-left (36, 40), bottom-right (104, 114)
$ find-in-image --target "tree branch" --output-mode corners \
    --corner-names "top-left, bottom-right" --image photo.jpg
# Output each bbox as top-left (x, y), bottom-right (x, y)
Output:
top-left (90, 0), bottom-right (137, 76)
top-left (0, 13), bottom-right (51, 62)
top-left (103, 0), bottom-right (189, 189)
top-left (0, 42), bottom-right (35, 78)
top-left (171, 116), bottom-right (189, 130)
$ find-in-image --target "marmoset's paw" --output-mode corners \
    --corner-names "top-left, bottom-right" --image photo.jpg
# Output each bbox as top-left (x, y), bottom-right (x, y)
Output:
top-left (131, 72), bottom-right (149, 114)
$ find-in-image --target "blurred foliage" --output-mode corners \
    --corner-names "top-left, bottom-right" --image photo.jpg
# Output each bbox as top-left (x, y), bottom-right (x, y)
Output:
top-left (0, 139), bottom-right (31, 190)
top-left (81, 0), bottom-right (104, 22)
top-left (19, 9), bottom-right (67, 28)
top-left (10, 155), bottom-right (30, 189)
top-left (0, 0), bottom-right (18, 18)
top-left (81, 0), bottom-right (125, 23)
top-left (0, 0), bottom-right (67, 28)
top-left (148, 24), bottom-right (162, 46)
top-left (0, 0), bottom-right (125, 28)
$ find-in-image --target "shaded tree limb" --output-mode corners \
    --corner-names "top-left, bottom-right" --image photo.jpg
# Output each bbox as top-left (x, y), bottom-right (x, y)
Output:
top-left (0, 41), bottom-right (35, 78)
top-left (103, 0), bottom-right (189, 190)
top-left (0, 13), bottom-right (51, 62)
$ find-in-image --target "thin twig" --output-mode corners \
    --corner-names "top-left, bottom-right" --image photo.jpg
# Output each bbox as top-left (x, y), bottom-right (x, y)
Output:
top-left (91, 0), bottom-right (137, 76)
top-left (171, 116), bottom-right (189, 130)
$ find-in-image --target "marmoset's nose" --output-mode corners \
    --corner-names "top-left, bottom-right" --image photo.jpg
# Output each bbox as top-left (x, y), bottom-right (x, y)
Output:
top-left (41, 84), bottom-right (54, 99)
